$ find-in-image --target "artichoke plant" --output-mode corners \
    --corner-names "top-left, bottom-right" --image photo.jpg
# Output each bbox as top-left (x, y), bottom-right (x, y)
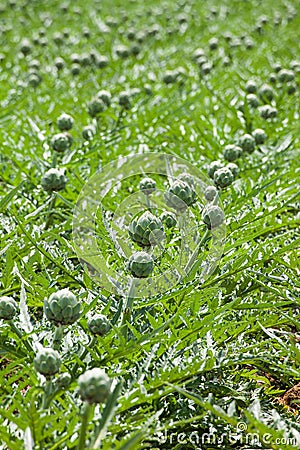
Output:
top-left (44, 289), bottom-right (81, 326)
top-left (88, 314), bottom-right (111, 336)
top-left (252, 128), bottom-right (266, 145)
top-left (239, 134), bottom-right (256, 154)
top-left (78, 368), bottom-right (111, 404)
top-left (204, 185), bottom-right (218, 202)
top-left (213, 167), bottom-right (234, 188)
top-left (207, 160), bottom-right (223, 179)
top-left (177, 172), bottom-right (195, 188)
top-left (227, 163), bottom-right (239, 178)
top-left (0, 296), bottom-right (18, 320)
top-left (164, 180), bottom-right (196, 211)
top-left (41, 168), bottom-right (67, 193)
top-left (34, 348), bottom-right (61, 377)
top-left (160, 211), bottom-right (177, 228)
top-left (223, 144), bottom-right (242, 162)
top-left (50, 133), bottom-right (70, 152)
top-left (87, 97), bottom-right (105, 117)
top-left (127, 251), bottom-right (154, 278)
top-left (128, 211), bottom-right (164, 247)
top-left (139, 177), bottom-right (156, 195)
top-left (202, 205), bottom-right (225, 229)
top-left (56, 113), bottom-right (74, 131)
top-left (97, 89), bottom-right (111, 106)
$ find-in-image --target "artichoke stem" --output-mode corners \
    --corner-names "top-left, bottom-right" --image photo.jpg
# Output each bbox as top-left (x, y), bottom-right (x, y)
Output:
top-left (8, 321), bottom-right (33, 354)
top-left (77, 402), bottom-right (92, 450)
top-left (51, 153), bottom-right (57, 168)
top-left (53, 324), bottom-right (64, 350)
top-left (44, 195), bottom-right (57, 230)
top-left (42, 379), bottom-right (54, 409)
top-left (121, 280), bottom-right (136, 340)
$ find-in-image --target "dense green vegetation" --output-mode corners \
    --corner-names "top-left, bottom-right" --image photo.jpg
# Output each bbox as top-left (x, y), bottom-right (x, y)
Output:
top-left (0, 0), bottom-right (299, 448)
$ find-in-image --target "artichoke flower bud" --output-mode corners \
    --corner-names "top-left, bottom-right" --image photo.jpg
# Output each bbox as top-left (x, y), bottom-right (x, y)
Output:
top-left (41, 168), bottom-right (67, 193)
top-left (50, 133), bottom-right (70, 153)
top-left (204, 185), bottom-right (218, 202)
top-left (227, 163), bottom-right (239, 178)
top-left (87, 97), bottom-right (105, 117)
top-left (118, 91), bottom-right (131, 109)
top-left (164, 180), bottom-right (196, 211)
top-left (139, 177), bottom-right (156, 195)
top-left (97, 90), bottom-right (111, 106)
top-left (82, 125), bottom-right (95, 140)
top-left (127, 251), bottom-right (154, 278)
top-left (207, 160), bottom-right (223, 179)
top-left (238, 134), bottom-right (256, 154)
top-left (160, 211), bottom-right (177, 228)
top-left (252, 128), bottom-right (266, 145)
top-left (88, 314), bottom-right (111, 336)
top-left (0, 296), bottom-right (18, 320)
top-left (223, 144), bottom-right (242, 162)
top-left (57, 113), bottom-right (74, 131)
top-left (213, 167), bottom-right (234, 188)
top-left (128, 211), bottom-right (164, 247)
top-left (34, 348), bottom-right (61, 377)
top-left (202, 205), bottom-right (225, 229)
top-left (44, 289), bottom-right (81, 326)
top-left (78, 368), bottom-right (111, 404)
top-left (177, 172), bottom-right (195, 188)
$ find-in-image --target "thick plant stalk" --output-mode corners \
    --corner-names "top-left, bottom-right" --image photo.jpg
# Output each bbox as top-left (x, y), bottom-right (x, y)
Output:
top-left (77, 402), bottom-right (92, 450)
top-left (121, 279), bottom-right (136, 340)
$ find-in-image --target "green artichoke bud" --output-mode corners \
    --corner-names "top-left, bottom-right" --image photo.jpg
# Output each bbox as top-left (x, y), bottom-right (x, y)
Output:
top-left (96, 55), bottom-right (109, 68)
top-left (56, 372), bottom-right (72, 388)
top-left (127, 251), bottom-right (154, 278)
top-left (88, 314), bottom-right (111, 336)
top-left (82, 125), bottom-right (95, 140)
top-left (227, 163), bottom-right (239, 178)
top-left (97, 90), bottom-right (111, 106)
top-left (119, 91), bottom-right (131, 109)
top-left (50, 133), bottom-right (70, 153)
top-left (245, 80), bottom-right (257, 93)
top-left (0, 296), bottom-right (18, 320)
top-left (223, 145), bottom-right (242, 162)
top-left (129, 211), bottom-right (164, 247)
top-left (44, 289), bottom-right (81, 326)
top-left (259, 105), bottom-right (278, 119)
top-left (277, 69), bottom-right (295, 83)
top-left (19, 38), bottom-right (32, 55)
top-left (41, 168), bottom-right (67, 193)
top-left (164, 180), bottom-right (196, 211)
top-left (88, 97), bottom-right (105, 117)
top-left (139, 177), bottom-right (156, 195)
top-left (238, 134), bottom-right (256, 154)
top-left (252, 128), bottom-right (266, 145)
top-left (57, 113), bottom-right (74, 131)
top-left (213, 167), bottom-right (234, 188)
top-left (78, 368), bottom-right (111, 404)
top-left (204, 185), bottom-right (218, 202)
top-left (163, 70), bottom-right (177, 84)
top-left (160, 211), bottom-right (177, 228)
top-left (207, 160), bottom-right (223, 179)
top-left (258, 83), bottom-right (275, 102)
top-left (202, 205), bottom-right (224, 229)
top-left (34, 348), bottom-right (61, 377)
top-left (177, 172), bottom-right (195, 188)
top-left (246, 93), bottom-right (260, 108)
